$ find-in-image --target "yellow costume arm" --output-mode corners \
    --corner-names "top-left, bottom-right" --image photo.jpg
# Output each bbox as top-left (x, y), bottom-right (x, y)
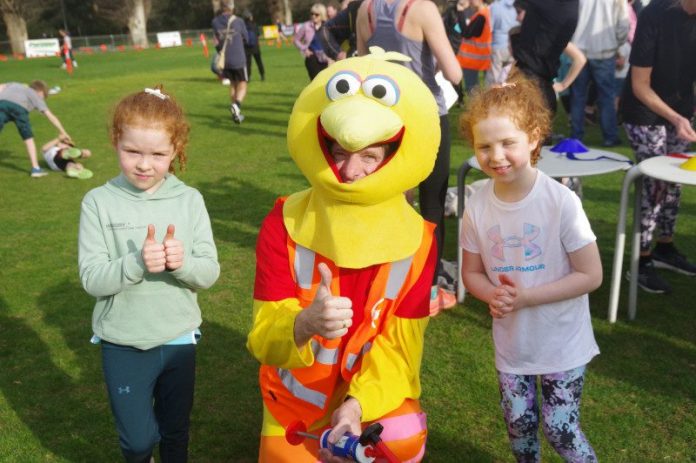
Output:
top-left (247, 298), bottom-right (315, 369)
top-left (348, 315), bottom-right (429, 422)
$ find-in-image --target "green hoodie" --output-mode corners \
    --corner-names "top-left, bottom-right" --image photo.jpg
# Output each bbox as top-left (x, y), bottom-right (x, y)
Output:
top-left (78, 173), bottom-right (220, 350)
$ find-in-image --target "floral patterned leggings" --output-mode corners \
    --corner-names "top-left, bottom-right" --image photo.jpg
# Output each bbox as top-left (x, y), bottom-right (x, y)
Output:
top-left (624, 123), bottom-right (692, 251)
top-left (497, 366), bottom-right (597, 462)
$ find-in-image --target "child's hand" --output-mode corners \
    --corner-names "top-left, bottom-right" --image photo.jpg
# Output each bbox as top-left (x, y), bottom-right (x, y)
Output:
top-left (142, 224), bottom-right (166, 273)
top-left (489, 274), bottom-right (522, 318)
top-left (163, 224), bottom-right (184, 271)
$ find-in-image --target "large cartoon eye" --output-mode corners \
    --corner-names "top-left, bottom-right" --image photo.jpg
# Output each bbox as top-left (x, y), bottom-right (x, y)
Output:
top-left (362, 75), bottom-right (400, 106)
top-left (326, 71), bottom-right (361, 101)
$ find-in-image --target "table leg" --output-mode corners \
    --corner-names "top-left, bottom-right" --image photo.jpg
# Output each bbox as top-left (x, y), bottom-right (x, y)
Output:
top-left (457, 160), bottom-right (473, 303)
top-left (608, 166), bottom-right (642, 323)
top-left (628, 175), bottom-right (643, 320)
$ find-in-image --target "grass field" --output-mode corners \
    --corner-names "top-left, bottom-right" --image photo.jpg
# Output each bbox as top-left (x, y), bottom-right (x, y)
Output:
top-left (0, 44), bottom-right (694, 462)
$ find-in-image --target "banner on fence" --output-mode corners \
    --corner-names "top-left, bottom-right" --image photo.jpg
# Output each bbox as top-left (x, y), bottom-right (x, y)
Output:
top-left (157, 31), bottom-right (182, 48)
top-left (25, 39), bottom-right (60, 58)
top-left (262, 25), bottom-right (279, 40)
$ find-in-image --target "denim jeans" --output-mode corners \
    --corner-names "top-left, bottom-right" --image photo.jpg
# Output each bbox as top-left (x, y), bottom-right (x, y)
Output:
top-left (570, 58), bottom-right (619, 144)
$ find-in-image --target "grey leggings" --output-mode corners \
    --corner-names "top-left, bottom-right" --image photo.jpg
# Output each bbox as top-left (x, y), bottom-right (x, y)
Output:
top-left (624, 123), bottom-right (691, 251)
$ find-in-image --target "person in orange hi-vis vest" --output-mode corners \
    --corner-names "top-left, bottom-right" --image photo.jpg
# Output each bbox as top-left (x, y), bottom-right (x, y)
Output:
top-left (456, 0), bottom-right (491, 94)
top-left (247, 48), bottom-right (441, 463)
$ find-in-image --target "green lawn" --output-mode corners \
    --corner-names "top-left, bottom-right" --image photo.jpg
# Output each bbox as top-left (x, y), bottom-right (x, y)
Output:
top-left (0, 44), bottom-right (694, 462)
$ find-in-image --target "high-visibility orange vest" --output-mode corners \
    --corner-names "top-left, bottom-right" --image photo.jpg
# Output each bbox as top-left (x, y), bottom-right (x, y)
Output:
top-left (456, 7), bottom-right (492, 71)
top-left (259, 223), bottom-right (434, 428)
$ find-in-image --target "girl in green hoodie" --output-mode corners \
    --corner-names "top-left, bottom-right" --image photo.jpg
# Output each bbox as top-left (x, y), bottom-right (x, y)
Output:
top-left (78, 87), bottom-right (220, 463)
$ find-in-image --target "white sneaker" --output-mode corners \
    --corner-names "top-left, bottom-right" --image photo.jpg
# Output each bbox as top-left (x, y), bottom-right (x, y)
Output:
top-left (230, 104), bottom-right (243, 124)
top-left (73, 61), bottom-right (78, 67)
top-left (221, 78), bottom-right (231, 86)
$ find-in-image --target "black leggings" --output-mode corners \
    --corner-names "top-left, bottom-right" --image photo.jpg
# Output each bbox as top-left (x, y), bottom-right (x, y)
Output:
top-left (245, 47), bottom-right (265, 80)
top-left (419, 115), bottom-right (450, 283)
top-left (304, 54), bottom-right (328, 81)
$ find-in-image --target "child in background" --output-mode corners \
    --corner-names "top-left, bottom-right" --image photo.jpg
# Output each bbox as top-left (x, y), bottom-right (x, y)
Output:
top-left (78, 87), bottom-right (220, 463)
top-left (0, 80), bottom-right (72, 177)
top-left (459, 75), bottom-right (602, 462)
top-left (42, 134), bottom-right (93, 179)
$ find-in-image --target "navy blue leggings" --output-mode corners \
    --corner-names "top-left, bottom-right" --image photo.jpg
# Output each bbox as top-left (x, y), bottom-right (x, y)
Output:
top-left (101, 342), bottom-right (196, 463)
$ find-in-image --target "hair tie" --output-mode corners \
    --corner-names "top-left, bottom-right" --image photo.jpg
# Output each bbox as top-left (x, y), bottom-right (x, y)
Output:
top-left (144, 88), bottom-right (168, 100)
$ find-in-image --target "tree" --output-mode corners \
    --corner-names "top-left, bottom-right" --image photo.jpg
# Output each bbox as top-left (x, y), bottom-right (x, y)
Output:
top-left (267, 0), bottom-right (292, 26)
top-left (0, 0), bottom-right (43, 54)
top-left (92, 0), bottom-right (151, 48)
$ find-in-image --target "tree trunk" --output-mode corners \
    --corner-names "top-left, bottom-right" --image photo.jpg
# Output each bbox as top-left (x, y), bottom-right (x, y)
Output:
top-left (128, 0), bottom-right (149, 48)
top-left (282, 0), bottom-right (292, 25)
top-left (211, 0), bottom-right (221, 14)
top-left (2, 11), bottom-right (27, 55)
top-left (266, 0), bottom-right (287, 24)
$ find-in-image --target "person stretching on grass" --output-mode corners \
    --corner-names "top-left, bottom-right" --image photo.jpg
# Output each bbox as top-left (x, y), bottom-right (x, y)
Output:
top-left (459, 75), bottom-right (602, 462)
top-left (78, 86), bottom-right (219, 463)
top-left (42, 135), bottom-right (93, 179)
top-left (0, 80), bottom-right (72, 177)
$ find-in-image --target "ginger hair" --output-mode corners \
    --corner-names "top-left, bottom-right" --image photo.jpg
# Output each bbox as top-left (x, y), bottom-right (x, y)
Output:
top-left (109, 85), bottom-right (190, 173)
top-left (459, 72), bottom-right (551, 166)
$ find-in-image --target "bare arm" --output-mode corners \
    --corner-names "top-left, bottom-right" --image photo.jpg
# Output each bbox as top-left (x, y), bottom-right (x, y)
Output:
top-left (356, 1), bottom-right (371, 56)
top-left (41, 136), bottom-right (61, 153)
top-left (420, 1), bottom-right (462, 84)
top-left (632, 66), bottom-right (696, 142)
top-left (461, 249), bottom-right (501, 317)
top-left (553, 42), bottom-right (587, 93)
top-left (42, 110), bottom-right (70, 139)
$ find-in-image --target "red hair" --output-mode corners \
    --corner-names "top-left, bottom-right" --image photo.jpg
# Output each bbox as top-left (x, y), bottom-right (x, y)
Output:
top-left (459, 73), bottom-right (551, 166)
top-left (110, 86), bottom-right (190, 172)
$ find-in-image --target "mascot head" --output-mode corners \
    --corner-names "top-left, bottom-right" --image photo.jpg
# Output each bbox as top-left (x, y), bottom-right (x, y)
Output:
top-left (287, 47), bottom-right (440, 205)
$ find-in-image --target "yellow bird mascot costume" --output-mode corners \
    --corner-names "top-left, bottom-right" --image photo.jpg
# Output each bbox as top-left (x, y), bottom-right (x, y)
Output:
top-left (248, 48), bottom-right (440, 462)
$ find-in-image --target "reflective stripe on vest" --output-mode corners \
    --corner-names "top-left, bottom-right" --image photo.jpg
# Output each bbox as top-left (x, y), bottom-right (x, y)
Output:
top-left (456, 8), bottom-right (492, 71)
top-left (345, 341), bottom-right (372, 371)
top-left (294, 244), bottom-right (315, 289)
top-left (277, 367), bottom-right (327, 409)
top-left (311, 339), bottom-right (339, 365)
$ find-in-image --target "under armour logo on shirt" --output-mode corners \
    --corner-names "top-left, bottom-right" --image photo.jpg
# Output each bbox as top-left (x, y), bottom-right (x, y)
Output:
top-left (487, 224), bottom-right (541, 261)
top-left (118, 386), bottom-right (131, 394)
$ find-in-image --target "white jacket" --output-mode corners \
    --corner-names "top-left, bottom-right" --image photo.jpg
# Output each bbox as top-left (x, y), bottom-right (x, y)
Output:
top-left (572, 0), bottom-right (629, 59)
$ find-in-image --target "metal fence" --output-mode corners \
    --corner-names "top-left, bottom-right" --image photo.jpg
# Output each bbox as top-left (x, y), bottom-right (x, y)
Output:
top-left (0, 29), bottom-right (217, 56)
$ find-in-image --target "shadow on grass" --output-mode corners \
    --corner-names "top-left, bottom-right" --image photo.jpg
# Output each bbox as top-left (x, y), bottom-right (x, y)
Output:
top-left (0, 290), bottom-right (117, 461)
top-left (425, 427), bottom-right (497, 462)
top-left (196, 176), bottom-right (279, 248)
top-left (592, 321), bottom-right (696, 401)
top-left (186, 111), bottom-right (287, 138)
top-left (0, 148), bottom-right (26, 174)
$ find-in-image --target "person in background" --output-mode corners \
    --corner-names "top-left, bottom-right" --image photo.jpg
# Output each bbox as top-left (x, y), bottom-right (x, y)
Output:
top-left (212, 0), bottom-right (249, 124)
top-left (569, 0), bottom-right (629, 147)
top-left (0, 80), bottom-right (72, 177)
top-left (294, 3), bottom-right (332, 80)
top-left (456, 0), bottom-right (492, 94)
top-left (42, 134), bottom-right (93, 179)
top-left (460, 75), bottom-right (601, 463)
top-left (318, 0), bottom-right (364, 61)
top-left (78, 86), bottom-right (219, 463)
top-left (510, 0), bottom-right (579, 116)
top-left (620, 0), bottom-right (696, 294)
top-left (243, 10), bottom-right (266, 82)
top-left (356, 0), bottom-right (463, 314)
top-left (59, 28), bottom-right (77, 68)
top-left (442, 0), bottom-right (467, 105)
top-left (327, 1), bottom-right (340, 19)
top-left (486, 0), bottom-right (517, 86)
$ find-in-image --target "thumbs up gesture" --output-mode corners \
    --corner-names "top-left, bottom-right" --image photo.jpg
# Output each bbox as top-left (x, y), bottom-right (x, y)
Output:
top-left (294, 263), bottom-right (353, 346)
top-left (142, 224), bottom-right (166, 273)
top-left (162, 224), bottom-right (184, 271)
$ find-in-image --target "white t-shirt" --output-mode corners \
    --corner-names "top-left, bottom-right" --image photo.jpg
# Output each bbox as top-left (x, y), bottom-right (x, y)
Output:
top-left (460, 172), bottom-right (600, 375)
top-left (43, 146), bottom-right (62, 172)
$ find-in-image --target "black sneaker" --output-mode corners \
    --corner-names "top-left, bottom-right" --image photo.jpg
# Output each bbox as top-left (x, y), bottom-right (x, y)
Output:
top-left (628, 259), bottom-right (671, 294)
top-left (651, 245), bottom-right (696, 276)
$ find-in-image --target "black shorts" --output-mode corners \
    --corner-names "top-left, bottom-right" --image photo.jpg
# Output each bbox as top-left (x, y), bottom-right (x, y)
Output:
top-left (222, 67), bottom-right (248, 83)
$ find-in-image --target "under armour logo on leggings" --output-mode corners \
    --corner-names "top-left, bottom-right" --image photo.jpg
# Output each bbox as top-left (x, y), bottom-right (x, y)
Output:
top-left (487, 224), bottom-right (541, 261)
top-left (118, 386), bottom-right (131, 394)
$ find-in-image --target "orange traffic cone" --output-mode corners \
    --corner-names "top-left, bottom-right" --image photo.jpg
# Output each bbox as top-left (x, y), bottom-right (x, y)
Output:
top-left (200, 33), bottom-right (209, 58)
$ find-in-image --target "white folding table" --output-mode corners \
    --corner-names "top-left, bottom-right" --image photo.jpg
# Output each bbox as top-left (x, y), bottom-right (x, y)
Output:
top-left (607, 154), bottom-right (696, 322)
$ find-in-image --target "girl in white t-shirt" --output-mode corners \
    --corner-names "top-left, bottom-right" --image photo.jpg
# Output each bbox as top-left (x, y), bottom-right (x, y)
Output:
top-left (459, 75), bottom-right (602, 462)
